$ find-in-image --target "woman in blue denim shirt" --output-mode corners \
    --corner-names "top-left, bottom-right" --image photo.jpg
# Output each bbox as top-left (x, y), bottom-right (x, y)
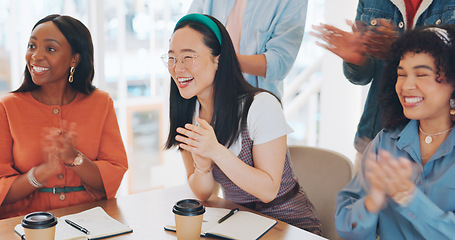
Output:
top-left (312, 0), bottom-right (455, 172)
top-left (335, 25), bottom-right (455, 240)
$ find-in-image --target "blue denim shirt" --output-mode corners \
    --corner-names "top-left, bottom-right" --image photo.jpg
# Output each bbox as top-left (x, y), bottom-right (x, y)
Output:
top-left (336, 120), bottom-right (455, 240)
top-left (188, 0), bottom-right (308, 98)
top-left (343, 0), bottom-right (455, 153)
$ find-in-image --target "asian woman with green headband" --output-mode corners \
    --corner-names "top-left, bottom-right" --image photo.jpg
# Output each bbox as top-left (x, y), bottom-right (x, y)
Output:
top-left (164, 13), bottom-right (321, 234)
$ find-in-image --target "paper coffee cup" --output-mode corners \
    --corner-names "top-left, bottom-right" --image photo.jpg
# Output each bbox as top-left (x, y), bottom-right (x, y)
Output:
top-left (21, 212), bottom-right (57, 240)
top-left (173, 199), bottom-right (205, 240)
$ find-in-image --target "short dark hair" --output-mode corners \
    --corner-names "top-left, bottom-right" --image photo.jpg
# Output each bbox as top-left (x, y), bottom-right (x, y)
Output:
top-left (165, 15), bottom-right (275, 149)
top-left (14, 14), bottom-right (95, 94)
top-left (380, 25), bottom-right (455, 130)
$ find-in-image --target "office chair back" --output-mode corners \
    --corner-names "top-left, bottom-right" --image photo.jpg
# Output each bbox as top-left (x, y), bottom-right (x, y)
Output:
top-left (288, 145), bottom-right (353, 240)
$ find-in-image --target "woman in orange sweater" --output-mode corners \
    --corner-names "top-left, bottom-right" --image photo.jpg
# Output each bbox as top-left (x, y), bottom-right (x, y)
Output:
top-left (0, 14), bottom-right (128, 219)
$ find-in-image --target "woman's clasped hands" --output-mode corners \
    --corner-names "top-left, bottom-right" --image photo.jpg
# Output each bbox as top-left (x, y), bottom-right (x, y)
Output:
top-left (42, 121), bottom-right (79, 175)
top-left (364, 150), bottom-right (416, 213)
top-left (176, 117), bottom-right (222, 171)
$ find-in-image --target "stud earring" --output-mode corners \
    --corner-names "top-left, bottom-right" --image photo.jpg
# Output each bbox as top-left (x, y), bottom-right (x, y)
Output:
top-left (68, 67), bottom-right (75, 83)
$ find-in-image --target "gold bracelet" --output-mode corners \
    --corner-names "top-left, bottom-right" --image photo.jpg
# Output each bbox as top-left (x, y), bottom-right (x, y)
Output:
top-left (193, 162), bottom-right (213, 174)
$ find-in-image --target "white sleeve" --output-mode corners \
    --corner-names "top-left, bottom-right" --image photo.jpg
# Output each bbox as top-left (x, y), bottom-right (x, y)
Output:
top-left (247, 92), bottom-right (293, 145)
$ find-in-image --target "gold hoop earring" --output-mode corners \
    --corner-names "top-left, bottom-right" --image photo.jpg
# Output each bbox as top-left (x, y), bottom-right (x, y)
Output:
top-left (68, 67), bottom-right (75, 83)
top-left (450, 99), bottom-right (455, 121)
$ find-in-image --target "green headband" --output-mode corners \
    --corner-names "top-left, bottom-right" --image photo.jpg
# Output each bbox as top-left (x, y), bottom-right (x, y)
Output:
top-left (175, 13), bottom-right (222, 45)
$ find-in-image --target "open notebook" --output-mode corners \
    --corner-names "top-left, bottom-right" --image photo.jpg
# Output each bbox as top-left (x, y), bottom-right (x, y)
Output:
top-left (165, 207), bottom-right (277, 240)
top-left (15, 206), bottom-right (133, 240)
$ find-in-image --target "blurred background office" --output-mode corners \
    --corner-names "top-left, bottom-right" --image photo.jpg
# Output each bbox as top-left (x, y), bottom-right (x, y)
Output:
top-left (0, 0), bottom-right (361, 195)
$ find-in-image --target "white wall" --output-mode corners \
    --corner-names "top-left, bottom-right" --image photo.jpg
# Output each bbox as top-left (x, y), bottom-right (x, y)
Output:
top-left (319, 0), bottom-right (363, 161)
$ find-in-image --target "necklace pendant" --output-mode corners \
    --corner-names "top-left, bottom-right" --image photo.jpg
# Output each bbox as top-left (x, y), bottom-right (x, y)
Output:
top-left (425, 135), bottom-right (433, 144)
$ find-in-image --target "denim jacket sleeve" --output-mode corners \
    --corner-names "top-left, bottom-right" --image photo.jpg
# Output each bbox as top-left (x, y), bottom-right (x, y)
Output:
top-left (342, 57), bottom-right (377, 86)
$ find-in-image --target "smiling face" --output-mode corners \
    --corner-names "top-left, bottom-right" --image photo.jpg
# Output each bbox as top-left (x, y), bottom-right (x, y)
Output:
top-left (395, 52), bottom-right (454, 123)
top-left (25, 21), bottom-right (79, 88)
top-left (168, 26), bottom-right (219, 101)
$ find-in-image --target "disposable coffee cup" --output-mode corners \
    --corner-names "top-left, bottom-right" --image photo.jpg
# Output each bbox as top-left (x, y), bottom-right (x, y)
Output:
top-left (173, 199), bottom-right (205, 240)
top-left (21, 211), bottom-right (57, 240)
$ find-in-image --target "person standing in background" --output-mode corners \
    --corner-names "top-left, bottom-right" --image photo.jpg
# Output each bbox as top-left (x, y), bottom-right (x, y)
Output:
top-left (311, 0), bottom-right (455, 171)
top-left (188, 0), bottom-right (308, 98)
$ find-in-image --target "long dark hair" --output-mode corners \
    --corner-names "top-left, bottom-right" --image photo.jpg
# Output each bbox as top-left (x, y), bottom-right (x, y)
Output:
top-left (165, 15), bottom-right (276, 149)
top-left (380, 25), bottom-right (455, 130)
top-left (14, 14), bottom-right (95, 94)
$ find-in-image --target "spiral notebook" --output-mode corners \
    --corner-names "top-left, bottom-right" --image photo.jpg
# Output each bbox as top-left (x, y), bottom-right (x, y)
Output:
top-left (14, 206), bottom-right (133, 240)
top-left (164, 207), bottom-right (277, 240)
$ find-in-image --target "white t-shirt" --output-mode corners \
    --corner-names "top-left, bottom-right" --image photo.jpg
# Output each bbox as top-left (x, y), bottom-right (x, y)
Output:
top-left (194, 92), bottom-right (293, 156)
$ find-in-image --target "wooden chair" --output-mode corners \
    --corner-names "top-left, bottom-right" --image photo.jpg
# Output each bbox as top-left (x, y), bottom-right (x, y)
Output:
top-left (288, 145), bottom-right (354, 240)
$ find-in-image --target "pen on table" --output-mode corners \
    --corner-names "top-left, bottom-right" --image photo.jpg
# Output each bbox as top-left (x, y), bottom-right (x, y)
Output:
top-left (218, 208), bottom-right (239, 223)
top-left (65, 219), bottom-right (90, 235)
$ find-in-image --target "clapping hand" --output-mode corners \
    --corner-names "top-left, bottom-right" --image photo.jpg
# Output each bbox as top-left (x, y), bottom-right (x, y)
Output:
top-left (176, 117), bottom-right (222, 170)
top-left (42, 121), bottom-right (79, 173)
top-left (364, 152), bottom-right (388, 213)
top-left (364, 150), bottom-right (415, 213)
top-left (376, 150), bottom-right (415, 198)
top-left (311, 19), bottom-right (399, 65)
top-left (311, 20), bottom-right (368, 66)
top-left (363, 19), bottom-right (399, 60)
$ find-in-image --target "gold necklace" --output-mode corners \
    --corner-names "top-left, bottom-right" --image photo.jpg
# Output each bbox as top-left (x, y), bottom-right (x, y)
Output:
top-left (419, 126), bottom-right (453, 144)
